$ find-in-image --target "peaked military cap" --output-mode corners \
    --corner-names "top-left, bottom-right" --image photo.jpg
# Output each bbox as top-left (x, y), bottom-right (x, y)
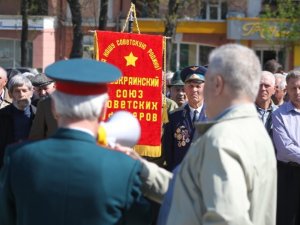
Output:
top-left (169, 70), bottom-right (184, 86)
top-left (180, 65), bottom-right (207, 83)
top-left (45, 59), bottom-right (122, 95)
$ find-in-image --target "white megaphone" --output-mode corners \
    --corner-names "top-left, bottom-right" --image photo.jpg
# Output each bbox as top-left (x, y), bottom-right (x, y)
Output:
top-left (97, 111), bottom-right (141, 148)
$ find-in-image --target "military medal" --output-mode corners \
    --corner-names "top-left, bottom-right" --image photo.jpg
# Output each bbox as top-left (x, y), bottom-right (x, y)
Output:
top-left (174, 125), bottom-right (190, 148)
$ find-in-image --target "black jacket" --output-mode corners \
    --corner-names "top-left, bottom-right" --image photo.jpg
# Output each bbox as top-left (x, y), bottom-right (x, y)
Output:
top-left (0, 104), bottom-right (36, 168)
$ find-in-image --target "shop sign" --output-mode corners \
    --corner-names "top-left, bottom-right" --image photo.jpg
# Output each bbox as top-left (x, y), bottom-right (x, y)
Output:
top-left (227, 19), bottom-right (289, 40)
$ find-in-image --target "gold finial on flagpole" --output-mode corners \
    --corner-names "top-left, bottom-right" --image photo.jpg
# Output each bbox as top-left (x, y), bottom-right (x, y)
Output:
top-left (122, 3), bottom-right (140, 34)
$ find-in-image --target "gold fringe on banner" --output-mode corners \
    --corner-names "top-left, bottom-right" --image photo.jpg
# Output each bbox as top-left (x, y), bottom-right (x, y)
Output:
top-left (93, 32), bottom-right (99, 60)
top-left (162, 36), bottom-right (169, 124)
top-left (134, 145), bottom-right (162, 157)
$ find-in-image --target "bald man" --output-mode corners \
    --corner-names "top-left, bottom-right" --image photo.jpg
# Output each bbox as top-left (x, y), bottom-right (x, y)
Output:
top-left (0, 67), bottom-right (12, 109)
top-left (255, 71), bottom-right (278, 136)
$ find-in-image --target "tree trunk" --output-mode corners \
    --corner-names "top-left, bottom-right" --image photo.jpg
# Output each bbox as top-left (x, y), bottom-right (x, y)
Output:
top-left (164, 0), bottom-right (183, 71)
top-left (21, 0), bottom-right (29, 67)
top-left (98, 0), bottom-right (108, 30)
top-left (67, 0), bottom-right (83, 58)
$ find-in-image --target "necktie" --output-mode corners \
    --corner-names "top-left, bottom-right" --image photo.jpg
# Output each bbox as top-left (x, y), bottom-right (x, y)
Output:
top-left (192, 110), bottom-right (198, 123)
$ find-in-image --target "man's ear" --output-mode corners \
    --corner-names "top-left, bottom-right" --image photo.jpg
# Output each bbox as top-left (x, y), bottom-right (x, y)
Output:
top-left (214, 75), bottom-right (224, 96)
top-left (271, 86), bottom-right (276, 95)
top-left (98, 102), bottom-right (108, 123)
top-left (8, 89), bottom-right (13, 98)
top-left (283, 88), bottom-right (287, 93)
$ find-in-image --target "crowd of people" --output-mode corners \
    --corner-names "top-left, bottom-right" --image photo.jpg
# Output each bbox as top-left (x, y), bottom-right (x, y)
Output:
top-left (0, 43), bottom-right (299, 225)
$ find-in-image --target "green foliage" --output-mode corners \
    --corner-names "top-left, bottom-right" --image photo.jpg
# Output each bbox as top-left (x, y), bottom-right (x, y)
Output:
top-left (261, 0), bottom-right (300, 46)
top-left (28, 0), bottom-right (48, 15)
top-left (134, 0), bottom-right (160, 18)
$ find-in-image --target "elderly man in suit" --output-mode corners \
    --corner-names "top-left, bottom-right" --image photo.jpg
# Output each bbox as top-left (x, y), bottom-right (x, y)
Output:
top-left (0, 75), bottom-right (35, 169)
top-left (29, 73), bottom-right (57, 139)
top-left (158, 43), bottom-right (277, 225)
top-left (163, 65), bottom-right (207, 171)
top-left (255, 71), bottom-right (278, 137)
top-left (0, 59), bottom-right (152, 225)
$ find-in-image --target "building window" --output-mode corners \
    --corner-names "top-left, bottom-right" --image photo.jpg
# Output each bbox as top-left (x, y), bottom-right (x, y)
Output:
top-left (0, 39), bottom-right (32, 68)
top-left (199, 45), bottom-right (215, 66)
top-left (255, 48), bottom-right (285, 70)
top-left (200, 0), bottom-right (227, 20)
top-left (170, 42), bottom-right (215, 71)
top-left (83, 35), bottom-right (94, 59)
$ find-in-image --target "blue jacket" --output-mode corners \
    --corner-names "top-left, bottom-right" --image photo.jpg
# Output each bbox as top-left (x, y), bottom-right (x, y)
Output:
top-left (0, 128), bottom-right (151, 225)
top-left (163, 104), bottom-right (207, 171)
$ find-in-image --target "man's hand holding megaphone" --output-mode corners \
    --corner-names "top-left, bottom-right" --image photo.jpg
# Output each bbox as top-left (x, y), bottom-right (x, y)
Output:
top-left (98, 111), bottom-right (173, 204)
top-left (97, 110), bottom-right (141, 148)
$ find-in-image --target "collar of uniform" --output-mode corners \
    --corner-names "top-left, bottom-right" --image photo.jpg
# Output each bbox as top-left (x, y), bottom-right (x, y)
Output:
top-left (53, 128), bottom-right (97, 143)
top-left (189, 103), bottom-right (203, 115)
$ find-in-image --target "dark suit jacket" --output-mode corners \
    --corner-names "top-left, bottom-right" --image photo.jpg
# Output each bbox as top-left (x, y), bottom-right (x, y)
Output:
top-left (0, 104), bottom-right (36, 168)
top-left (163, 103), bottom-right (207, 171)
top-left (29, 97), bottom-right (58, 140)
top-left (0, 128), bottom-right (150, 225)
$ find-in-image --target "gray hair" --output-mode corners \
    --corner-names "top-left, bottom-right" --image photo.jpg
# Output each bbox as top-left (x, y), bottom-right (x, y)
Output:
top-left (286, 70), bottom-right (300, 83)
top-left (208, 44), bottom-right (261, 101)
top-left (261, 71), bottom-right (275, 86)
top-left (274, 73), bottom-right (287, 90)
top-left (8, 74), bottom-right (33, 93)
top-left (51, 91), bottom-right (108, 120)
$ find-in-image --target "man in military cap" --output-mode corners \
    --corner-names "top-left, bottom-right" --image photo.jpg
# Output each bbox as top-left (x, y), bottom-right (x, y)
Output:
top-left (168, 70), bottom-right (187, 108)
top-left (0, 59), bottom-right (151, 225)
top-left (162, 65), bottom-right (207, 171)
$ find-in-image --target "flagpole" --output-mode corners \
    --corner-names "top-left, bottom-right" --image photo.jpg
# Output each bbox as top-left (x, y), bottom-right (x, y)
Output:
top-left (128, 7), bottom-right (134, 33)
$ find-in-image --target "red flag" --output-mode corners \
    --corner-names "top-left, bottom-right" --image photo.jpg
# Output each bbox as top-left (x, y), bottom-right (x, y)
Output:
top-left (95, 31), bottom-right (164, 157)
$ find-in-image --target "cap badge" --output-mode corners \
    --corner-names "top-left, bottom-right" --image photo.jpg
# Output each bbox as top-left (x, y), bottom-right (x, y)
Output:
top-left (188, 74), bottom-right (199, 79)
top-left (190, 66), bottom-right (199, 71)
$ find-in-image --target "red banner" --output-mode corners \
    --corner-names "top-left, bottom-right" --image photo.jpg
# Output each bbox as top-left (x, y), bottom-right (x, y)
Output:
top-left (95, 31), bottom-right (163, 157)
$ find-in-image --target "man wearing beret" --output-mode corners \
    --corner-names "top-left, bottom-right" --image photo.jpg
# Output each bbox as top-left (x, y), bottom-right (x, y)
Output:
top-left (29, 73), bottom-right (57, 140)
top-left (31, 73), bottom-right (56, 106)
top-left (162, 65), bottom-right (207, 171)
top-left (168, 70), bottom-right (187, 108)
top-left (0, 59), bottom-right (152, 225)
